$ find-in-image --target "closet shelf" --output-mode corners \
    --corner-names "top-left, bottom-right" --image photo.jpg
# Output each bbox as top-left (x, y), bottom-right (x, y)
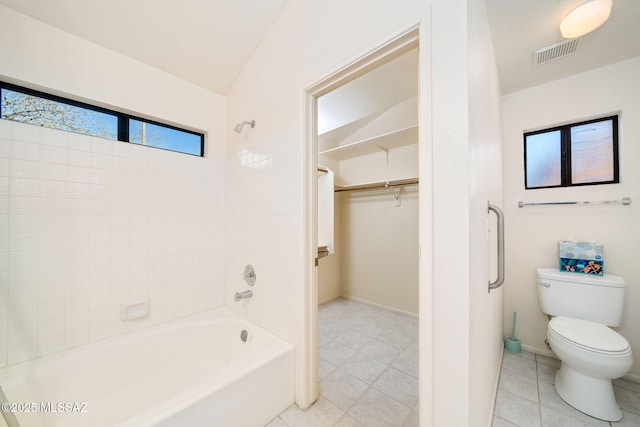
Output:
top-left (318, 125), bottom-right (418, 161)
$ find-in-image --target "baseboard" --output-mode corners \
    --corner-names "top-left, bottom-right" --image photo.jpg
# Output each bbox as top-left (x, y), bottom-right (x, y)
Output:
top-left (621, 372), bottom-right (640, 383)
top-left (520, 343), bottom-right (556, 359)
top-left (520, 343), bottom-right (640, 385)
top-left (318, 292), bottom-right (341, 306)
top-left (339, 294), bottom-right (419, 319)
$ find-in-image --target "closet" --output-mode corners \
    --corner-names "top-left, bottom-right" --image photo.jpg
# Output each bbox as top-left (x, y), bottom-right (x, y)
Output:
top-left (316, 49), bottom-right (419, 317)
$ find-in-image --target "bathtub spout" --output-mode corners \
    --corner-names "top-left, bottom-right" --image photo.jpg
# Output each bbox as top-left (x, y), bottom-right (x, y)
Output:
top-left (234, 290), bottom-right (252, 302)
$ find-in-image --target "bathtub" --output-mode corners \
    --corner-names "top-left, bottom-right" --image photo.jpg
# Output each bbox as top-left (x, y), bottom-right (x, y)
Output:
top-left (0, 307), bottom-right (294, 427)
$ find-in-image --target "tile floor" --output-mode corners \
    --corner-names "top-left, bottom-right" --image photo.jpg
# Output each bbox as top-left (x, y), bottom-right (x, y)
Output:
top-left (494, 350), bottom-right (640, 426)
top-left (266, 298), bottom-right (419, 427)
top-left (265, 298), bottom-right (640, 427)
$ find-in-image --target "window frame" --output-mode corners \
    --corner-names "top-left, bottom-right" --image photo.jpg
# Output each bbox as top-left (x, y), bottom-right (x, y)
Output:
top-left (523, 115), bottom-right (619, 190)
top-left (0, 81), bottom-right (205, 157)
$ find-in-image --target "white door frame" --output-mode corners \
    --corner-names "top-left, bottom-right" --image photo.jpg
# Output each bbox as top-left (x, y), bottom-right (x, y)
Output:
top-left (299, 26), bottom-right (432, 423)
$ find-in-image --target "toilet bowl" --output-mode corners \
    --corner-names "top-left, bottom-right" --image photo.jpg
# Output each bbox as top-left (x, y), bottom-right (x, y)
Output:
top-left (547, 316), bottom-right (633, 421)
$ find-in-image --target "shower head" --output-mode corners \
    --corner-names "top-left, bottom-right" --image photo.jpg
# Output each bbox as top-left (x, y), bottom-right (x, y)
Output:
top-left (234, 120), bottom-right (255, 134)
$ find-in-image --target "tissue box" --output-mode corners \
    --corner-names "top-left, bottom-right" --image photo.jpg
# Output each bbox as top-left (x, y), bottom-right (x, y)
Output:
top-left (559, 241), bottom-right (603, 275)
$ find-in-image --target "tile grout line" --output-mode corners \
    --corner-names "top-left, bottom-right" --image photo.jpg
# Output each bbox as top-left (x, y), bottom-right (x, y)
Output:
top-left (324, 333), bottom-right (415, 425)
top-left (535, 354), bottom-right (543, 427)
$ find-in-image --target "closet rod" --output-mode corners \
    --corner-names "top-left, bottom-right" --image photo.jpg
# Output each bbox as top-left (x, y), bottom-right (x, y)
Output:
top-left (317, 167), bottom-right (329, 173)
top-left (334, 178), bottom-right (419, 193)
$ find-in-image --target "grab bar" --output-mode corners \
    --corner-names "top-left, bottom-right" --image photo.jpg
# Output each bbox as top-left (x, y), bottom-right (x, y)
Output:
top-left (488, 202), bottom-right (505, 292)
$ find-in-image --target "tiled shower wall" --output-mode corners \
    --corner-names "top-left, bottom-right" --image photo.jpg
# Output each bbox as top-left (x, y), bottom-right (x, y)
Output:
top-left (224, 130), bottom-right (302, 345)
top-left (0, 119), bottom-right (225, 367)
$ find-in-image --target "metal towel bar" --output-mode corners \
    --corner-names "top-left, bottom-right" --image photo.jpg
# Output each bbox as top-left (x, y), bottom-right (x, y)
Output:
top-left (488, 202), bottom-right (505, 292)
top-left (518, 197), bottom-right (631, 208)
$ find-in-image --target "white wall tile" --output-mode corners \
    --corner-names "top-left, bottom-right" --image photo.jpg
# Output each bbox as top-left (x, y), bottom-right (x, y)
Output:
top-left (12, 123), bottom-right (41, 144)
top-left (68, 149), bottom-right (91, 167)
top-left (0, 120), bottom-right (12, 139)
top-left (41, 145), bottom-right (67, 164)
top-left (0, 177), bottom-right (8, 196)
top-left (0, 138), bottom-right (12, 159)
top-left (38, 316), bottom-right (64, 338)
top-left (90, 138), bottom-right (113, 155)
top-left (0, 159), bottom-right (8, 176)
top-left (4, 122), bottom-right (226, 365)
top-left (38, 334), bottom-right (64, 356)
top-left (10, 177), bottom-right (38, 196)
top-left (10, 159), bottom-right (39, 178)
top-left (41, 127), bottom-right (68, 148)
top-left (39, 162), bottom-right (67, 180)
top-left (12, 141), bottom-right (40, 161)
top-left (10, 233), bottom-right (37, 252)
top-left (8, 342), bottom-right (37, 365)
top-left (67, 133), bottom-right (92, 151)
top-left (0, 197), bottom-right (8, 215)
top-left (39, 301), bottom-right (65, 321)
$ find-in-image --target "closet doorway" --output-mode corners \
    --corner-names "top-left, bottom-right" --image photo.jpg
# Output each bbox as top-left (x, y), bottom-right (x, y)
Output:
top-left (316, 47), bottom-right (419, 313)
top-left (303, 30), bottom-right (421, 423)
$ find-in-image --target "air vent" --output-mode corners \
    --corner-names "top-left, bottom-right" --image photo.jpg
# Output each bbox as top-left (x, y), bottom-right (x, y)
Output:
top-left (533, 38), bottom-right (582, 65)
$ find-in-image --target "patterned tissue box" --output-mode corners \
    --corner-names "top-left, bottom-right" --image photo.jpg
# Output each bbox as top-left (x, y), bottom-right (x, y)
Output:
top-left (559, 241), bottom-right (604, 275)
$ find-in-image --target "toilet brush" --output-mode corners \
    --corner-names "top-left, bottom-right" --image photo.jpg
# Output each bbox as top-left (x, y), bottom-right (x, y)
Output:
top-left (504, 312), bottom-right (521, 353)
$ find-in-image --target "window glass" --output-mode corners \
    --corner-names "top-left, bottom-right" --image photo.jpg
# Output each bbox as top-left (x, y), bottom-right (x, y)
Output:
top-left (524, 116), bottom-right (618, 189)
top-left (1, 88), bottom-right (118, 140)
top-left (571, 119), bottom-right (614, 184)
top-left (129, 119), bottom-right (202, 156)
top-left (0, 82), bottom-right (205, 157)
top-left (525, 130), bottom-right (562, 188)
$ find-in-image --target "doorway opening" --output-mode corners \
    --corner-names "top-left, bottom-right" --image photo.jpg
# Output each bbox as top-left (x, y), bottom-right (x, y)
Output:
top-left (301, 27), bottom-right (427, 422)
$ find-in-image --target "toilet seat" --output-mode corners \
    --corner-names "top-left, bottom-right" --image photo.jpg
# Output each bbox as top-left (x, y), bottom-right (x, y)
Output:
top-left (549, 316), bottom-right (630, 355)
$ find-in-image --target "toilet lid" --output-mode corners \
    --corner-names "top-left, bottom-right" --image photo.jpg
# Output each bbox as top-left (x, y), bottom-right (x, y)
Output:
top-left (549, 316), bottom-right (630, 353)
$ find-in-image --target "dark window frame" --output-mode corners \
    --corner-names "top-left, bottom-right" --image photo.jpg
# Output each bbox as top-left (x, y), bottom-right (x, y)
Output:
top-left (524, 115), bottom-right (619, 189)
top-left (0, 81), bottom-right (205, 157)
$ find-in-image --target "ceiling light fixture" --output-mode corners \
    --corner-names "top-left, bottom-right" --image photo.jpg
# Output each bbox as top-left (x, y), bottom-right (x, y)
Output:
top-left (560, 0), bottom-right (613, 39)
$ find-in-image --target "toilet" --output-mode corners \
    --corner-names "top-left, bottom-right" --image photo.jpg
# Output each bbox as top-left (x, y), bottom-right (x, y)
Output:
top-left (537, 267), bottom-right (633, 421)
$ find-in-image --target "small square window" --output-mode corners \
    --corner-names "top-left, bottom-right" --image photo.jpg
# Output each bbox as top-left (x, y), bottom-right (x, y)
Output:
top-left (524, 116), bottom-right (618, 189)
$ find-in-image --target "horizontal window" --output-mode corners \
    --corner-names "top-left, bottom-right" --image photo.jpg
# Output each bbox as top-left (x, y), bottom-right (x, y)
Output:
top-left (0, 82), bottom-right (204, 157)
top-left (129, 119), bottom-right (202, 156)
top-left (524, 116), bottom-right (619, 189)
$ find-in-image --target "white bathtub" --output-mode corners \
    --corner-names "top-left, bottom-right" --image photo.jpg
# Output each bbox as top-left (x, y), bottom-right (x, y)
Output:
top-left (0, 307), bottom-right (294, 427)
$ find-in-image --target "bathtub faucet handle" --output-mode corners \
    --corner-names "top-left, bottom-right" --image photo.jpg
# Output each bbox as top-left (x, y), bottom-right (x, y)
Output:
top-left (243, 265), bottom-right (256, 286)
top-left (234, 290), bottom-right (253, 302)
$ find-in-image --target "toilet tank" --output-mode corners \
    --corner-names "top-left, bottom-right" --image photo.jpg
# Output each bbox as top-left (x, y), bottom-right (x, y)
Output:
top-left (536, 267), bottom-right (626, 326)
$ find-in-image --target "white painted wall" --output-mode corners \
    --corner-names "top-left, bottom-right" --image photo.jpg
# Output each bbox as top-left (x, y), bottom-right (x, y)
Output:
top-left (226, 0), bottom-right (504, 424)
top-left (502, 56), bottom-right (640, 380)
top-left (337, 145), bottom-right (419, 316)
top-left (467, 0), bottom-right (505, 423)
top-left (339, 187), bottom-right (419, 315)
top-left (0, 6), bottom-right (226, 367)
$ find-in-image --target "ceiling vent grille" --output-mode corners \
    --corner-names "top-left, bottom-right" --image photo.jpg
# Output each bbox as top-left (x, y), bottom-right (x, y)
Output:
top-left (533, 38), bottom-right (582, 65)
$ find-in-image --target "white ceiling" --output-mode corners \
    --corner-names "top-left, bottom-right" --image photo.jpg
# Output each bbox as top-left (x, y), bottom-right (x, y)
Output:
top-left (486, 0), bottom-right (640, 94)
top-left (1, 0), bottom-right (639, 96)
top-left (0, 0), bottom-right (289, 95)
